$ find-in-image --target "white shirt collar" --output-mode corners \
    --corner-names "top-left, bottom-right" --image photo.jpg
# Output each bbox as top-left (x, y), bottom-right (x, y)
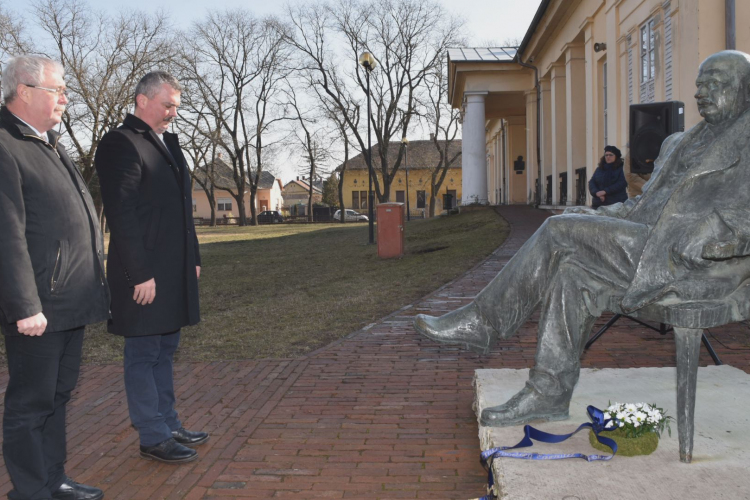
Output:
top-left (11, 112), bottom-right (47, 139)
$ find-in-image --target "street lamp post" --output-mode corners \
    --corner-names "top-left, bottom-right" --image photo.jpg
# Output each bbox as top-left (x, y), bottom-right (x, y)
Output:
top-left (359, 51), bottom-right (377, 244)
top-left (401, 137), bottom-right (410, 221)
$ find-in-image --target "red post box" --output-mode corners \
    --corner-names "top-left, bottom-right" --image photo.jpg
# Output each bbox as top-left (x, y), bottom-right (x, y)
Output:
top-left (376, 203), bottom-right (405, 258)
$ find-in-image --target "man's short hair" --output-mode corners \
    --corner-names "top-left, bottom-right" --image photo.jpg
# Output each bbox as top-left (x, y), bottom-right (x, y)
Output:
top-left (134, 71), bottom-right (182, 103)
top-left (2, 55), bottom-right (64, 105)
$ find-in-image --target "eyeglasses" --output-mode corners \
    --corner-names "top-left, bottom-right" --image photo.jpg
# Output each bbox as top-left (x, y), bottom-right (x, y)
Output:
top-left (604, 153), bottom-right (616, 157)
top-left (23, 84), bottom-right (68, 97)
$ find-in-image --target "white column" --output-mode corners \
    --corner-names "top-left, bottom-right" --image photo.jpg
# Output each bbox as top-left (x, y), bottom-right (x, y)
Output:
top-left (461, 92), bottom-right (489, 205)
top-left (566, 44), bottom-right (586, 205)
top-left (525, 90), bottom-right (538, 204)
top-left (540, 77), bottom-right (552, 204)
top-left (550, 63), bottom-right (567, 204)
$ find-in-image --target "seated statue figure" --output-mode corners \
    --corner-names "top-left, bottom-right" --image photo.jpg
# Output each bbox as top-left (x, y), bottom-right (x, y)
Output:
top-left (415, 50), bottom-right (750, 427)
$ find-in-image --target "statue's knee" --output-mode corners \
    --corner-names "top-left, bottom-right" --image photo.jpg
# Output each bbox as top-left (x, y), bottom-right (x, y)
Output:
top-left (541, 214), bottom-right (577, 238)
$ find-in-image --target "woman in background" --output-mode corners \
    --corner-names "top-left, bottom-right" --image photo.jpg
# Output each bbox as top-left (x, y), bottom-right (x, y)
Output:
top-left (589, 145), bottom-right (628, 208)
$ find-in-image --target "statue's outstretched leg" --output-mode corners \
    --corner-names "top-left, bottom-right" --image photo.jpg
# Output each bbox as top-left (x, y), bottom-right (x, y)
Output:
top-left (414, 215), bottom-right (650, 426)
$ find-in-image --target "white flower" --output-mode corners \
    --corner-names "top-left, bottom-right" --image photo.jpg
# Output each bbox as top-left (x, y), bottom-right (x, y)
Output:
top-left (605, 421), bottom-right (614, 428)
top-left (619, 422), bottom-right (625, 428)
top-left (616, 412), bottom-right (625, 420)
top-left (633, 421), bottom-right (640, 428)
top-left (636, 403), bottom-right (644, 409)
top-left (625, 404), bottom-right (637, 413)
top-left (603, 412), bottom-right (611, 420)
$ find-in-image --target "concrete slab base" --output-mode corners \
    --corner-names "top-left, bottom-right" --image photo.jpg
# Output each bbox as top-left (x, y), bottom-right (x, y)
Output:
top-left (474, 366), bottom-right (750, 500)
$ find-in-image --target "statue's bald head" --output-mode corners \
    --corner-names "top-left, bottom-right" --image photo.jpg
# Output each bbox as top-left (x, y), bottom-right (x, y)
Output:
top-left (695, 50), bottom-right (750, 125)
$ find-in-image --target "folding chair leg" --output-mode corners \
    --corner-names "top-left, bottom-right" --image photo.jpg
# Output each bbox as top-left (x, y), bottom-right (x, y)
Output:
top-left (674, 327), bottom-right (702, 463)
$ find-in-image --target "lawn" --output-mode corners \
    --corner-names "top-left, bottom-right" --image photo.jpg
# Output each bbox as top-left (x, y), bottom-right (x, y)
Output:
top-left (8, 209), bottom-right (510, 364)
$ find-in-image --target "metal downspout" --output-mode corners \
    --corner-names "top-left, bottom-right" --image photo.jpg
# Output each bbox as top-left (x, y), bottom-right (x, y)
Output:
top-left (726, 0), bottom-right (736, 50)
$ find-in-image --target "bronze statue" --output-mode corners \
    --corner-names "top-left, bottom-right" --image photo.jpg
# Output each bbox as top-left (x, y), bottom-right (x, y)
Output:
top-left (415, 50), bottom-right (750, 427)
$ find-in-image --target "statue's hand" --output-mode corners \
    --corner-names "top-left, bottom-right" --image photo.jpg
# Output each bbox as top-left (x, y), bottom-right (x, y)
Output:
top-left (671, 240), bottom-right (715, 270)
top-left (702, 241), bottom-right (738, 260)
top-left (563, 206), bottom-right (599, 215)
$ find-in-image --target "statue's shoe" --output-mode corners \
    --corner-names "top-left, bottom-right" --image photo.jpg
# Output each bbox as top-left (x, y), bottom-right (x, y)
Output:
top-left (413, 302), bottom-right (497, 354)
top-left (480, 385), bottom-right (571, 427)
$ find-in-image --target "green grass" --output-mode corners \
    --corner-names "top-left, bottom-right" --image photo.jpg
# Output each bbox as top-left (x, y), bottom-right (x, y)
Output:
top-left (5, 209), bottom-right (510, 364)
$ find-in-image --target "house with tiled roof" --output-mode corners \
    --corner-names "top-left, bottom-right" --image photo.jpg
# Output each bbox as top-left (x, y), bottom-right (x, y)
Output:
top-left (192, 156), bottom-right (283, 220)
top-left (336, 138), bottom-right (462, 216)
top-left (282, 177), bottom-right (323, 215)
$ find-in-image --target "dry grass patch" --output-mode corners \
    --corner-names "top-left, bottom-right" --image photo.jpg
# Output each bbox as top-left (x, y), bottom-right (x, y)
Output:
top-left (15, 209), bottom-right (509, 364)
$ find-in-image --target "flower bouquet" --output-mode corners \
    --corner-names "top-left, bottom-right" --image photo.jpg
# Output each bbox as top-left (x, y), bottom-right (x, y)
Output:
top-left (589, 402), bottom-right (673, 456)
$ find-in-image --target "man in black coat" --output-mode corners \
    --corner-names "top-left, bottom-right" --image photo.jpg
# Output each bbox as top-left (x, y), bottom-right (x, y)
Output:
top-left (0, 55), bottom-right (109, 499)
top-left (95, 71), bottom-right (207, 463)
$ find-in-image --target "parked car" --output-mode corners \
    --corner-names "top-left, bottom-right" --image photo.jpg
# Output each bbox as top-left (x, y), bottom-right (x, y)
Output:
top-left (333, 209), bottom-right (369, 222)
top-left (257, 210), bottom-right (284, 224)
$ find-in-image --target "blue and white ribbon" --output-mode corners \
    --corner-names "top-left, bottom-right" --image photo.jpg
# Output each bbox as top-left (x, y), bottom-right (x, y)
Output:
top-left (477, 406), bottom-right (617, 500)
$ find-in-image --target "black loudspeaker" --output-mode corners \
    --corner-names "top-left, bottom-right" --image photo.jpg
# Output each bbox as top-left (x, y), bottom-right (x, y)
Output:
top-left (629, 101), bottom-right (685, 174)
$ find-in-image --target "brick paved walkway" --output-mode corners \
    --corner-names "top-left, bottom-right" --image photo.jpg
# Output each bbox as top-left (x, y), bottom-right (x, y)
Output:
top-left (2, 206), bottom-right (749, 499)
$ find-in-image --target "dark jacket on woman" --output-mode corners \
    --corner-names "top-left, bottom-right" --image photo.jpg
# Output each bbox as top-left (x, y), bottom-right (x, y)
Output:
top-left (95, 114), bottom-right (200, 337)
top-left (0, 107), bottom-right (110, 335)
top-left (589, 158), bottom-right (628, 208)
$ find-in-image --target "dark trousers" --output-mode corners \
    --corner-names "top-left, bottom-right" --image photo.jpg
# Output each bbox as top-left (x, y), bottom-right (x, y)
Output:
top-left (123, 331), bottom-right (182, 447)
top-left (3, 327), bottom-right (84, 500)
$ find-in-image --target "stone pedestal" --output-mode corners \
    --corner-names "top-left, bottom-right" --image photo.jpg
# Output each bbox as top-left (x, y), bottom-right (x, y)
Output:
top-left (474, 366), bottom-right (750, 500)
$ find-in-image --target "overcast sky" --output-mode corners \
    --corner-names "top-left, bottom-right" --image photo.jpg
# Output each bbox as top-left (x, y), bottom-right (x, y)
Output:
top-left (118, 0), bottom-right (542, 47)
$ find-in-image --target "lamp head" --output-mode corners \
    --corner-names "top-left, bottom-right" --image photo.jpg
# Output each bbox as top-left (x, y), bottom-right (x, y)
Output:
top-left (358, 51), bottom-right (377, 71)
top-left (401, 137), bottom-right (409, 146)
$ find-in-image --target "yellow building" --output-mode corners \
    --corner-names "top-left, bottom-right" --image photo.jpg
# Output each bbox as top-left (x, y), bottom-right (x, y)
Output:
top-left (451, 0), bottom-right (750, 208)
top-left (337, 139), bottom-right (462, 217)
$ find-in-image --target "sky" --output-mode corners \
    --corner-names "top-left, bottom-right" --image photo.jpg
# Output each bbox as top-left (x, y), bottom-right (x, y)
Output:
top-left (119, 0), bottom-right (542, 46)
top-left (52, 0), bottom-right (543, 182)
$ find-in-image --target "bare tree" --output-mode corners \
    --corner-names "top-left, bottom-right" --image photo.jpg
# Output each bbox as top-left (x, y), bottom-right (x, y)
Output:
top-left (178, 9), bottom-right (290, 226)
top-left (0, 3), bottom-right (32, 65)
top-left (33, 0), bottom-right (172, 219)
top-left (423, 57), bottom-right (461, 217)
top-left (282, 0), bottom-right (463, 205)
top-left (176, 103), bottom-right (220, 226)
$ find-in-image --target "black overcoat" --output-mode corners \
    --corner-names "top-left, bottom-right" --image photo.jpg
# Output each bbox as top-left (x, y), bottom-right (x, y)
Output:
top-left (95, 114), bottom-right (200, 336)
top-left (0, 107), bottom-right (110, 335)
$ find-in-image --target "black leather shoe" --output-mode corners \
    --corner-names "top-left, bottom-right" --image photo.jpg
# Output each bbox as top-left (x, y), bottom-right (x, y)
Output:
top-left (140, 438), bottom-right (198, 463)
top-left (52, 477), bottom-right (103, 500)
top-left (172, 427), bottom-right (209, 446)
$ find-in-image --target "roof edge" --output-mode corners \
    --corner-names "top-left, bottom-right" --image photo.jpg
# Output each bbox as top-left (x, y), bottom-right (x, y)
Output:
top-left (517, 0), bottom-right (553, 60)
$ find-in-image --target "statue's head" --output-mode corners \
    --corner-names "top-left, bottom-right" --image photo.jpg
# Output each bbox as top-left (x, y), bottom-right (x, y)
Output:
top-left (695, 50), bottom-right (750, 125)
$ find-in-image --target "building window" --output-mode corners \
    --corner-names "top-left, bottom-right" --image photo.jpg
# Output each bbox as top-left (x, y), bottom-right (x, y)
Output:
top-left (352, 191), bottom-right (359, 208)
top-left (217, 198), bottom-right (232, 211)
top-left (416, 190), bottom-right (426, 209)
top-left (396, 190), bottom-right (405, 203)
top-left (192, 199), bottom-right (197, 213)
top-left (603, 61), bottom-right (608, 146)
top-left (360, 190), bottom-right (368, 209)
top-left (641, 19), bottom-right (656, 82)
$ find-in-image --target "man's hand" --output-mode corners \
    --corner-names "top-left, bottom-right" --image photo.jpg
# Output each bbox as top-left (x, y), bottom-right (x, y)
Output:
top-left (133, 278), bottom-right (156, 305)
top-left (196, 266), bottom-right (201, 279)
top-left (17, 312), bottom-right (47, 336)
top-left (596, 190), bottom-right (606, 203)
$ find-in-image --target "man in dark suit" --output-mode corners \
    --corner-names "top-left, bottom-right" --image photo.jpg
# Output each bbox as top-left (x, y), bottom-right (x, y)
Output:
top-left (95, 71), bottom-right (207, 463)
top-left (0, 55), bottom-right (109, 500)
